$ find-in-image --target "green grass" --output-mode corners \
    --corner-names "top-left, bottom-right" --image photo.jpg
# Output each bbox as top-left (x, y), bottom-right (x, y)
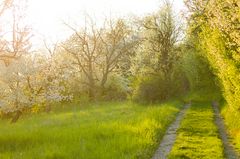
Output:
top-left (0, 101), bottom-right (182, 159)
top-left (168, 102), bottom-right (224, 159)
top-left (220, 102), bottom-right (240, 154)
top-left (183, 90), bottom-right (221, 103)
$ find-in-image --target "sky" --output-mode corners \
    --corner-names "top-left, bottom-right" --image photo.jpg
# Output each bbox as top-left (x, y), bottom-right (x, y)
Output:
top-left (25, 0), bottom-right (186, 47)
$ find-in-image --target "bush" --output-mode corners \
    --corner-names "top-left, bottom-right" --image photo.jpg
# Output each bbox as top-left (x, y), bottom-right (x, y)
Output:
top-left (101, 74), bottom-right (131, 101)
top-left (132, 74), bottom-right (185, 104)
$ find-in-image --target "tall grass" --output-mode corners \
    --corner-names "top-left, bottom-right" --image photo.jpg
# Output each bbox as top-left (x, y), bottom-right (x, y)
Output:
top-left (220, 102), bottom-right (240, 154)
top-left (0, 101), bottom-right (182, 159)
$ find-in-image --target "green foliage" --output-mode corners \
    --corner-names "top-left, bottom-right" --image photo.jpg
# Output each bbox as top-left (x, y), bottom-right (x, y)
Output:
top-left (186, 1), bottom-right (240, 152)
top-left (199, 25), bottom-right (240, 112)
top-left (132, 74), bottom-right (186, 103)
top-left (101, 74), bottom-right (131, 101)
top-left (168, 102), bottom-right (224, 159)
top-left (180, 42), bottom-right (218, 92)
top-left (0, 101), bottom-right (182, 159)
top-left (186, 0), bottom-right (240, 113)
top-left (133, 76), bottom-right (168, 103)
top-left (183, 90), bottom-right (222, 104)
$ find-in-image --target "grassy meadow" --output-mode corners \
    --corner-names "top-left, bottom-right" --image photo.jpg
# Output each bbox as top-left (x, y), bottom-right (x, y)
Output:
top-left (168, 102), bottom-right (224, 159)
top-left (0, 101), bottom-right (182, 159)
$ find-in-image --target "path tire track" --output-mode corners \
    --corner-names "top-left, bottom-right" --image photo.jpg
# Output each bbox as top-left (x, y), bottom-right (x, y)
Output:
top-left (152, 103), bottom-right (190, 159)
top-left (212, 101), bottom-right (239, 159)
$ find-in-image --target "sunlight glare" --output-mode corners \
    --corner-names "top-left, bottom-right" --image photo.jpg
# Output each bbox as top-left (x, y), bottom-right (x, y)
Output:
top-left (26, 0), bottom-right (185, 46)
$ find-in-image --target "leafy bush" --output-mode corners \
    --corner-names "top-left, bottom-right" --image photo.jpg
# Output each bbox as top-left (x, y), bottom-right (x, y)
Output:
top-left (133, 76), bottom-right (163, 103)
top-left (132, 74), bottom-right (185, 104)
top-left (101, 74), bottom-right (131, 101)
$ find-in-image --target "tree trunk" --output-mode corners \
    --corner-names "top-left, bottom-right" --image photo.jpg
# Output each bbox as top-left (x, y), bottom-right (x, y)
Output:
top-left (88, 74), bottom-right (95, 101)
top-left (100, 72), bottom-right (109, 98)
top-left (11, 111), bottom-right (22, 123)
top-left (88, 86), bottom-right (95, 101)
top-left (88, 58), bottom-right (96, 101)
top-left (45, 104), bottom-right (51, 112)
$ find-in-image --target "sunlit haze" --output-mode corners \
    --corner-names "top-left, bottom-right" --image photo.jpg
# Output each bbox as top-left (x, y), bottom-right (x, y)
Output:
top-left (26, 0), bottom-right (185, 47)
top-left (0, 0), bottom-right (237, 157)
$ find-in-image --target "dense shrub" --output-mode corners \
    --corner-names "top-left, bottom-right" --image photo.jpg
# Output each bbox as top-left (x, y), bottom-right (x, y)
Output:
top-left (132, 73), bottom-right (187, 104)
top-left (133, 76), bottom-right (165, 103)
top-left (101, 74), bottom-right (131, 101)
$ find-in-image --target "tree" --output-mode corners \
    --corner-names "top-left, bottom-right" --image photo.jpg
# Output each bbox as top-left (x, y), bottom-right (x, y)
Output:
top-left (0, 0), bottom-right (31, 65)
top-left (98, 19), bottom-right (138, 92)
top-left (131, 1), bottom-right (183, 102)
top-left (62, 16), bottom-right (137, 100)
top-left (0, 0), bottom-right (35, 122)
top-left (0, 0), bottom-right (13, 16)
top-left (62, 17), bottom-right (102, 100)
top-left (0, 54), bottom-right (71, 122)
top-left (135, 1), bottom-right (181, 78)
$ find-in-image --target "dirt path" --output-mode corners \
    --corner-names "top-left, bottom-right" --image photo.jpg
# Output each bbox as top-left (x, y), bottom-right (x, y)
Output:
top-left (212, 101), bottom-right (239, 159)
top-left (152, 103), bottom-right (190, 159)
